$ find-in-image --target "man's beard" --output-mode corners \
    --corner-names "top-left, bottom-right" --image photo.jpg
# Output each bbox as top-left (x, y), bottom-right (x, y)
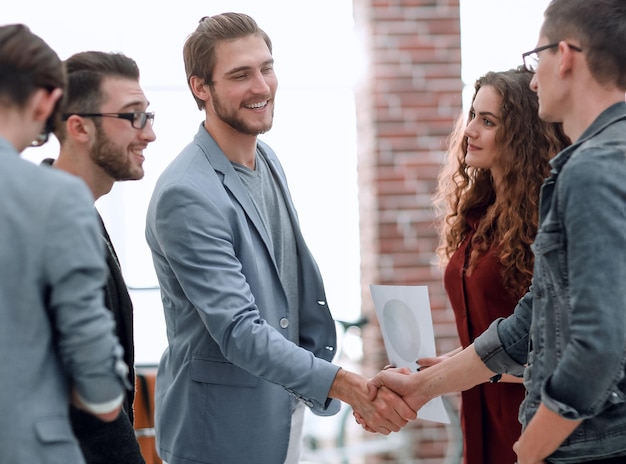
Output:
top-left (90, 126), bottom-right (143, 181)
top-left (210, 87), bottom-right (273, 136)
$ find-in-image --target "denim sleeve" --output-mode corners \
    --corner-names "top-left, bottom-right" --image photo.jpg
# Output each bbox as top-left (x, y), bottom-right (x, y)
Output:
top-left (541, 149), bottom-right (626, 419)
top-left (474, 290), bottom-right (532, 377)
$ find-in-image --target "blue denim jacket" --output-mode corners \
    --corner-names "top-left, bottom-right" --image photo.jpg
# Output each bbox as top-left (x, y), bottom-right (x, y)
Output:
top-left (475, 102), bottom-right (626, 463)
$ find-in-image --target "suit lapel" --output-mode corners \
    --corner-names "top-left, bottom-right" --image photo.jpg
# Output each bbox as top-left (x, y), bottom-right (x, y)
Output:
top-left (194, 125), bottom-right (274, 256)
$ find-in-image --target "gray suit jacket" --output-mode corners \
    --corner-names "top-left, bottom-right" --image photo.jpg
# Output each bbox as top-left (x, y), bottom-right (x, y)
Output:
top-left (145, 123), bottom-right (341, 464)
top-left (0, 138), bottom-right (128, 463)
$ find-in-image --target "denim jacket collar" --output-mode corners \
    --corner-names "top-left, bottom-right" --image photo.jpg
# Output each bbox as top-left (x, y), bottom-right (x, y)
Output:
top-left (549, 101), bottom-right (626, 176)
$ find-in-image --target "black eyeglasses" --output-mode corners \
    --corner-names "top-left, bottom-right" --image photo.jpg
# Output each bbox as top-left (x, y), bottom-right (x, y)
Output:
top-left (62, 111), bottom-right (155, 129)
top-left (522, 42), bottom-right (583, 73)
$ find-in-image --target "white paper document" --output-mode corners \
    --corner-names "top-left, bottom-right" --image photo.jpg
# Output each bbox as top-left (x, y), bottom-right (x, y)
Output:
top-left (369, 284), bottom-right (450, 424)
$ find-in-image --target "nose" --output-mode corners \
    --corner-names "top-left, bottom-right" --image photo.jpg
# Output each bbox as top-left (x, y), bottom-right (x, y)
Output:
top-left (251, 70), bottom-right (271, 94)
top-left (529, 73), bottom-right (538, 92)
top-left (140, 122), bottom-right (157, 143)
top-left (464, 119), bottom-right (477, 139)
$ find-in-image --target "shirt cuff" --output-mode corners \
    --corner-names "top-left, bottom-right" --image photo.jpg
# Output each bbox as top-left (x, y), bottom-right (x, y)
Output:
top-left (76, 391), bottom-right (124, 415)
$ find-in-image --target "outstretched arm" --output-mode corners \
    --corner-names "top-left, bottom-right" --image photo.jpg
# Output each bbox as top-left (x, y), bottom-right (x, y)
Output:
top-left (419, 350), bottom-right (522, 383)
top-left (367, 344), bottom-right (494, 411)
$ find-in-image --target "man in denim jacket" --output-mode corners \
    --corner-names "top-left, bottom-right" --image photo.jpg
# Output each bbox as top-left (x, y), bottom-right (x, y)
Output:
top-left (365, 1), bottom-right (626, 463)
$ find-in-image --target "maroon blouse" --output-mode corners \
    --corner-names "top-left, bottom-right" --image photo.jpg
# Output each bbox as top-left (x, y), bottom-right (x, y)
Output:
top-left (444, 227), bottom-right (526, 464)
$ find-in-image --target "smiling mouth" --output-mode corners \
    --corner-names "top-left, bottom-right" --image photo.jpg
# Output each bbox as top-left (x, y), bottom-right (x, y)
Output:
top-left (130, 148), bottom-right (145, 160)
top-left (244, 100), bottom-right (268, 109)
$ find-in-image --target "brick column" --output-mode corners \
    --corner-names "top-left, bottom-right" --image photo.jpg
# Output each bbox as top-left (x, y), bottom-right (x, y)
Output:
top-left (353, 0), bottom-right (463, 461)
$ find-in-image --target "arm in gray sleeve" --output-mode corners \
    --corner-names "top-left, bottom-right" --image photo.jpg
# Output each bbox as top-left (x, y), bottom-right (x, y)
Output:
top-left (44, 180), bottom-right (128, 405)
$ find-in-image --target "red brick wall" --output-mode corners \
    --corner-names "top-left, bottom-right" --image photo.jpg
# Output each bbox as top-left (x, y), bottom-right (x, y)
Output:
top-left (353, 0), bottom-right (463, 460)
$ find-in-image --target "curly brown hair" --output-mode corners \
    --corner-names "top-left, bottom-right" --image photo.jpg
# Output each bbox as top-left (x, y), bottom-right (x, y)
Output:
top-left (434, 67), bottom-right (571, 298)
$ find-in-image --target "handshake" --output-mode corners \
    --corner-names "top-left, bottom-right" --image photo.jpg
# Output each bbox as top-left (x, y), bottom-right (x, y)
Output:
top-left (330, 355), bottom-right (448, 436)
top-left (332, 346), bottom-right (491, 435)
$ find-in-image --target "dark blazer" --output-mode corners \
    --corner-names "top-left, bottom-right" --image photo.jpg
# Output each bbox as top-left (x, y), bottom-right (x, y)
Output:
top-left (69, 217), bottom-right (144, 464)
top-left (98, 215), bottom-right (136, 416)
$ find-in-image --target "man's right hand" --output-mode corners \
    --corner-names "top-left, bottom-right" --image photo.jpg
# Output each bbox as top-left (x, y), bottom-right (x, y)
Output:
top-left (329, 368), bottom-right (417, 434)
top-left (366, 368), bottom-right (430, 413)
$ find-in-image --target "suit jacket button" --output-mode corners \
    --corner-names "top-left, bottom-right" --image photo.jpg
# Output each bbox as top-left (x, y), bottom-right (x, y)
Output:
top-left (279, 318), bottom-right (289, 329)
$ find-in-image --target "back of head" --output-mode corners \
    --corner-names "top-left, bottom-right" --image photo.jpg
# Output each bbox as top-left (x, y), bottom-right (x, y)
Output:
top-left (543, 0), bottom-right (626, 89)
top-left (55, 51), bottom-right (140, 141)
top-left (0, 24), bottom-right (64, 109)
top-left (183, 12), bottom-right (272, 110)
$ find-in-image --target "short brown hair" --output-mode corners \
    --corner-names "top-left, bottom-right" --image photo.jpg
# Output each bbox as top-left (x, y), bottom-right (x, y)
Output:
top-left (182, 13), bottom-right (272, 110)
top-left (54, 51), bottom-right (140, 141)
top-left (542, 0), bottom-right (626, 89)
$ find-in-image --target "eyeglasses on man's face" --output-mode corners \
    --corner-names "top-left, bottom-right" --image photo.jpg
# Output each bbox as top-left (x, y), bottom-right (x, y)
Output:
top-left (62, 111), bottom-right (155, 129)
top-left (522, 42), bottom-right (583, 73)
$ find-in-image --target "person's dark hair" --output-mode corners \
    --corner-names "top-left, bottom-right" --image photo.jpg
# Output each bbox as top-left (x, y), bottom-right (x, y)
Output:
top-left (0, 23), bottom-right (64, 108)
top-left (183, 12), bottom-right (272, 110)
top-left (54, 51), bottom-right (140, 141)
top-left (435, 67), bottom-right (571, 297)
top-left (542, 0), bottom-right (626, 89)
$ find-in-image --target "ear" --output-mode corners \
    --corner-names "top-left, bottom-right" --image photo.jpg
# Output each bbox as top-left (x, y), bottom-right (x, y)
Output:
top-left (32, 87), bottom-right (63, 123)
top-left (557, 41), bottom-right (575, 78)
top-left (189, 76), bottom-right (211, 103)
top-left (64, 114), bottom-right (93, 142)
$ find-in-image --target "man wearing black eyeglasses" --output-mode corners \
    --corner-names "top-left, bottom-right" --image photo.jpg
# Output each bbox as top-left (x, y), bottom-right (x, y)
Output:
top-left (367, 1), bottom-right (626, 463)
top-left (0, 25), bottom-right (129, 464)
top-left (44, 50), bottom-right (156, 464)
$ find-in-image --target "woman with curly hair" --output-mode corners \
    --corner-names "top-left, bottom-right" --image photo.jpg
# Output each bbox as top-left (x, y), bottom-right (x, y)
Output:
top-left (422, 67), bottom-right (570, 464)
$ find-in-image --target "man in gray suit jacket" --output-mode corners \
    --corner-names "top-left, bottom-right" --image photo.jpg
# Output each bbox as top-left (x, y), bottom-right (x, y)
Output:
top-left (145, 13), bottom-right (415, 464)
top-left (0, 24), bottom-right (129, 464)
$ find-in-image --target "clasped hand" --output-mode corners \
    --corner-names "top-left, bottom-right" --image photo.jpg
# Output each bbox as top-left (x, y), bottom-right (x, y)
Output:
top-left (334, 368), bottom-right (416, 435)
top-left (354, 366), bottom-right (428, 433)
